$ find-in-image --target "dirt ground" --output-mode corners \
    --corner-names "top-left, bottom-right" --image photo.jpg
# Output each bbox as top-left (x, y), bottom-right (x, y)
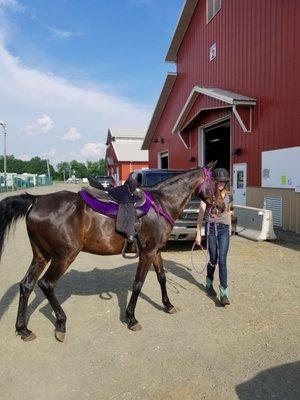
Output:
top-left (0, 184), bottom-right (299, 400)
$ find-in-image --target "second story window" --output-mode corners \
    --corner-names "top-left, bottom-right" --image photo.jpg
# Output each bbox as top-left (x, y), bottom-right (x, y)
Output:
top-left (207, 0), bottom-right (221, 23)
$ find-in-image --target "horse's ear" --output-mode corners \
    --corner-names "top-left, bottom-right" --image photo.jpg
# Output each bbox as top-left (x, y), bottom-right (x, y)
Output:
top-left (206, 160), bottom-right (217, 171)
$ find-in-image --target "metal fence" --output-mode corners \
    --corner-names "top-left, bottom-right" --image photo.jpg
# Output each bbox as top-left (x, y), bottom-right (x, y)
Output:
top-left (0, 173), bottom-right (53, 193)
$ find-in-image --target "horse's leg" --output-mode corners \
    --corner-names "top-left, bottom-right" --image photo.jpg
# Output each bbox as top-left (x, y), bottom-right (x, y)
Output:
top-left (15, 252), bottom-right (49, 341)
top-left (153, 251), bottom-right (176, 314)
top-left (126, 252), bottom-right (154, 331)
top-left (38, 252), bottom-right (78, 342)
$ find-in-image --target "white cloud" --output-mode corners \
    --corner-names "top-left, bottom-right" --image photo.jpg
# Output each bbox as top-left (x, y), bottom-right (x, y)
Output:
top-left (23, 114), bottom-right (54, 135)
top-left (0, 37), bottom-right (150, 165)
top-left (62, 127), bottom-right (82, 142)
top-left (45, 148), bottom-right (57, 157)
top-left (48, 27), bottom-right (80, 39)
top-left (0, 0), bottom-right (24, 12)
top-left (18, 154), bottom-right (30, 161)
top-left (80, 142), bottom-right (106, 158)
top-left (66, 142), bottom-right (106, 162)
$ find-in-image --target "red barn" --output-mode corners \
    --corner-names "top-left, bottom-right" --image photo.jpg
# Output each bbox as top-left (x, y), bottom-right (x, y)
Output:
top-left (105, 129), bottom-right (148, 184)
top-left (142, 0), bottom-right (300, 233)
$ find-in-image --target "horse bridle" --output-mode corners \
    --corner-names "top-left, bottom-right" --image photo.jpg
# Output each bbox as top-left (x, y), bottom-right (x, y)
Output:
top-left (197, 167), bottom-right (216, 213)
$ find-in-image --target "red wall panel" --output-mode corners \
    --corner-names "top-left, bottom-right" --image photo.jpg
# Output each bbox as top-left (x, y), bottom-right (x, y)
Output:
top-left (150, 0), bottom-right (300, 186)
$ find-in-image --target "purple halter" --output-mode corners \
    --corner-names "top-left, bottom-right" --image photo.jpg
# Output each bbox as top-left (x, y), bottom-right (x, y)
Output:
top-left (197, 167), bottom-right (216, 213)
top-left (197, 167), bottom-right (212, 194)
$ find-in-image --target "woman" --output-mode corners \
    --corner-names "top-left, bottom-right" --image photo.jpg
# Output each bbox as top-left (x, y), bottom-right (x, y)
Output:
top-left (195, 168), bottom-right (232, 306)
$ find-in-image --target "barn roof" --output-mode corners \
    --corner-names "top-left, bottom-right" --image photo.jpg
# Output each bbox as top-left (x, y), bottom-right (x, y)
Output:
top-left (112, 140), bottom-right (148, 162)
top-left (165, 0), bottom-right (199, 62)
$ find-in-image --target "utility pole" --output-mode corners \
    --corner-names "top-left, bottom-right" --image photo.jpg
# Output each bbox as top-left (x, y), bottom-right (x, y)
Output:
top-left (46, 159), bottom-right (50, 177)
top-left (0, 121), bottom-right (7, 191)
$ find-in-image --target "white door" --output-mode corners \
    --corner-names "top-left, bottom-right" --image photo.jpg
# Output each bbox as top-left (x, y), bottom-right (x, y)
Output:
top-left (233, 163), bottom-right (247, 205)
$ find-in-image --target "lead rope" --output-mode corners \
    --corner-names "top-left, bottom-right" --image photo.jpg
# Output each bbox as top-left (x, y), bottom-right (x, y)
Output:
top-left (190, 241), bottom-right (209, 275)
top-left (190, 220), bottom-right (218, 275)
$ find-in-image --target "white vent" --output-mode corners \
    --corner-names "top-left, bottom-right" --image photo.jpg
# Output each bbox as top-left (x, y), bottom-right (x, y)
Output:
top-left (264, 196), bottom-right (282, 227)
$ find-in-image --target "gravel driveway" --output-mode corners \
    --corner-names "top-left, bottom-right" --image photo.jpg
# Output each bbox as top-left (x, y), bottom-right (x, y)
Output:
top-left (0, 184), bottom-right (299, 400)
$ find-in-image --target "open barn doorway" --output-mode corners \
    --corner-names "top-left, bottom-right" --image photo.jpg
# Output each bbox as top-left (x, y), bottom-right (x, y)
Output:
top-left (202, 120), bottom-right (230, 171)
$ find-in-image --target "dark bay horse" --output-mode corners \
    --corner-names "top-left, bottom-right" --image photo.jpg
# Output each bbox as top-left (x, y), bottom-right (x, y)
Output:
top-left (0, 165), bottom-right (216, 342)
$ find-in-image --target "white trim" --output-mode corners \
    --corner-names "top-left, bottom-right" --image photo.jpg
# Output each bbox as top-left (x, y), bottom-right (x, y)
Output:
top-left (111, 142), bottom-right (119, 159)
top-left (198, 128), bottom-right (204, 166)
top-left (172, 88), bottom-right (198, 134)
top-left (165, 0), bottom-right (188, 62)
top-left (181, 106), bottom-right (230, 132)
top-left (157, 150), bottom-right (169, 169)
top-left (196, 112), bottom-right (230, 131)
top-left (195, 87), bottom-right (256, 106)
top-left (165, 0), bottom-right (199, 62)
top-left (178, 131), bottom-right (190, 149)
top-left (172, 86), bottom-right (256, 134)
top-left (232, 105), bottom-right (253, 133)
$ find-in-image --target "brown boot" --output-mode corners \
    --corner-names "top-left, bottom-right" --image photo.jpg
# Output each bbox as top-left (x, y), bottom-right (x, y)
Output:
top-left (220, 295), bottom-right (230, 306)
top-left (220, 286), bottom-right (230, 306)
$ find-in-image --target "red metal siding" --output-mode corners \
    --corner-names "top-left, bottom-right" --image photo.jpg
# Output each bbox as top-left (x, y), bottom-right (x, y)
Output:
top-left (150, 0), bottom-right (300, 186)
top-left (120, 162), bottom-right (149, 182)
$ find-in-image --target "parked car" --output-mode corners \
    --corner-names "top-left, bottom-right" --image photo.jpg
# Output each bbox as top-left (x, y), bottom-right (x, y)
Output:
top-left (66, 177), bottom-right (81, 184)
top-left (89, 175), bottom-right (116, 189)
top-left (130, 168), bottom-right (237, 240)
top-left (129, 168), bottom-right (205, 241)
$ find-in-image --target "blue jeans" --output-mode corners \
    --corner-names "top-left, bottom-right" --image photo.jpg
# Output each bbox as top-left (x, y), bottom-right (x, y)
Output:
top-left (206, 222), bottom-right (230, 288)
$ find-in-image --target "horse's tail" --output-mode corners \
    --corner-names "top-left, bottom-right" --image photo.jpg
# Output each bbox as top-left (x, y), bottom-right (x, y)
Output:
top-left (0, 193), bottom-right (36, 262)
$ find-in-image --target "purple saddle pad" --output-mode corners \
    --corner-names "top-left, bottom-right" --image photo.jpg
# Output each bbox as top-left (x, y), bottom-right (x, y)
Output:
top-left (78, 189), bottom-right (152, 219)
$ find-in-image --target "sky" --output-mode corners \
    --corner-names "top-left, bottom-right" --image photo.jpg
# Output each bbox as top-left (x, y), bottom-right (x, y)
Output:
top-left (0, 0), bottom-right (182, 166)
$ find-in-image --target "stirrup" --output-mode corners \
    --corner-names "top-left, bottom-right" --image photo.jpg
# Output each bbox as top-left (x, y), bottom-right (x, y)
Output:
top-left (121, 237), bottom-right (141, 259)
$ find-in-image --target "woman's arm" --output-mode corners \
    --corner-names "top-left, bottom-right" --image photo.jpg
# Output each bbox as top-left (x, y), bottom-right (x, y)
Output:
top-left (228, 203), bottom-right (233, 236)
top-left (195, 200), bottom-right (206, 244)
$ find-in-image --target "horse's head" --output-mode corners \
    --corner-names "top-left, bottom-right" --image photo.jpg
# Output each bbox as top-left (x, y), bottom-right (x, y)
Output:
top-left (196, 161), bottom-right (217, 209)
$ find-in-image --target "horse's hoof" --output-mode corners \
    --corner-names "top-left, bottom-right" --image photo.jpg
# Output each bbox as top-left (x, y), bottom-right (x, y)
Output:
top-left (21, 331), bottom-right (37, 342)
top-left (128, 323), bottom-right (142, 331)
top-left (55, 331), bottom-right (66, 342)
top-left (166, 306), bottom-right (177, 314)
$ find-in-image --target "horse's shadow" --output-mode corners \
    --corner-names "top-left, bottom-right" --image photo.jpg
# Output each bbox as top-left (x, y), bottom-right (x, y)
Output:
top-left (0, 258), bottom-right (216, 326)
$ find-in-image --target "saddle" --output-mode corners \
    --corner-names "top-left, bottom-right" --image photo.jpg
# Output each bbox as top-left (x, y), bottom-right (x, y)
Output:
top-left (82, 176), bottom-right (145, 259)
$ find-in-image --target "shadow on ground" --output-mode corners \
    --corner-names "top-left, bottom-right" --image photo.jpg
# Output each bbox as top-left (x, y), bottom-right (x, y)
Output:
top-left (235, 361), bottom-right (300, 400)
top-left (0, 258), bottom-right (214, 327)
top-left (271, 227), bottom-right (300, 251)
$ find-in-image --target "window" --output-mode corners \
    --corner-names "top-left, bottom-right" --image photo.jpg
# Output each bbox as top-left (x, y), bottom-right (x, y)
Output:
top-left (237, 170), bottom-right (244, 189)
top-left (144, 172), bottom-right (176, 187)
top-left (207, 0), bottom-right (221, 23)
top-left (159, 151), bottom-right (169, 169)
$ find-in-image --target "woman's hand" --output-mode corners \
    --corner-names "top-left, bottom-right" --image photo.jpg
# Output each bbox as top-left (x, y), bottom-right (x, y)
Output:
top-left (195, 231), bottom-right (202, 246)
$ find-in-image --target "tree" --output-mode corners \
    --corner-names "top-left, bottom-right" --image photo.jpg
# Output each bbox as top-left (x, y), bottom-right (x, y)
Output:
top-left (0, 155), bottom-right (55, 176)
top-left (99, 159), bottom-right (105, 175)
top-left (86, 160), bottom-right (105, 176)
top-left (26, 157), bottom-right (48, 175)
top-left (56, 162), bottom-right (71, 180)
top-left (69, 160), bottom-right (88, 179)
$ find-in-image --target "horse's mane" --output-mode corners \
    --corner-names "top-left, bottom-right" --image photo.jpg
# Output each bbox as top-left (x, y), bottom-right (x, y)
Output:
top-left (148, 168), bottom-right (201, 190)
top-left (143, 167), bottom-right (202, 202)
